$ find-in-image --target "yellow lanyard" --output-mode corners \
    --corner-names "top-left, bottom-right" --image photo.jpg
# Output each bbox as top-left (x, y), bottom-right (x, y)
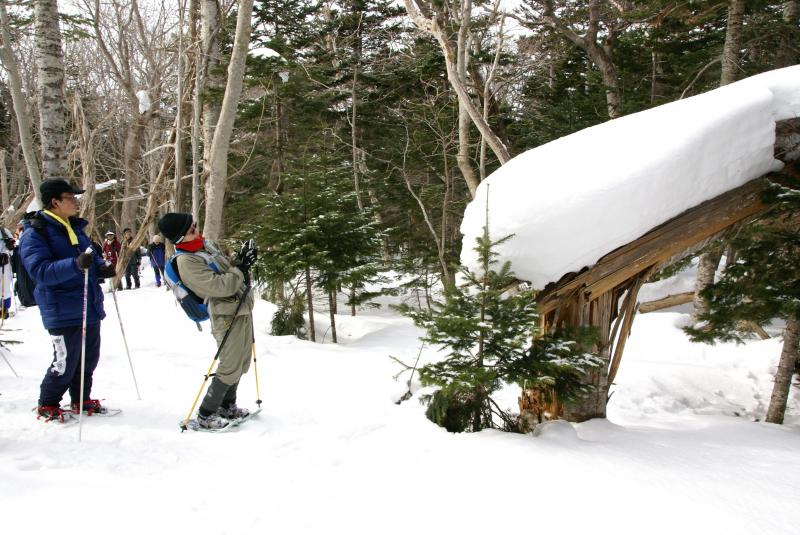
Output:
top-left (43, 210), bottom-right (79, 246)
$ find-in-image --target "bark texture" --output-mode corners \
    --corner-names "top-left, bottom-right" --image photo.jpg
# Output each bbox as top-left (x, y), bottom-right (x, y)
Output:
top-left (0, 3), bottom-right (42, 200)
top-left (765, 318), bottom-right (800, 424)
top-left (203, 0), bottom-right (254, 240)
top-left (34, 0), bottom-right (68, 179)
top-left (720, 0), bottom-right (746, 86)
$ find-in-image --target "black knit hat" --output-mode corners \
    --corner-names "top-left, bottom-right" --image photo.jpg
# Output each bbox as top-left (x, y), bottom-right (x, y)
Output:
top-left (40, 178), bottom-right (85, 206)
top-left (158, 213), bottom-right (193, 243)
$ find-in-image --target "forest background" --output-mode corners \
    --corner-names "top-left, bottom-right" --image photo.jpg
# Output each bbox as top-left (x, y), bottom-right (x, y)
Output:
top-left (0, 0), bottom-right (796, 339)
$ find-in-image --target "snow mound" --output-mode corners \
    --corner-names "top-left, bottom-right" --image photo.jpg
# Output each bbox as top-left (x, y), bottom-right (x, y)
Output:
top-left (460, 66), bottom-right (800, 288)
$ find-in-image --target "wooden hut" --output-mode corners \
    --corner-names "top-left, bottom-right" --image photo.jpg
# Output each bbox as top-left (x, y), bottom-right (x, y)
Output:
top-left (524, 124), bottom-right (799, 423)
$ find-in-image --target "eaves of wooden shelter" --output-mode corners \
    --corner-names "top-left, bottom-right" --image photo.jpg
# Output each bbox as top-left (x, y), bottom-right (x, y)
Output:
top-left (530, 120), bottom-right (800, 423)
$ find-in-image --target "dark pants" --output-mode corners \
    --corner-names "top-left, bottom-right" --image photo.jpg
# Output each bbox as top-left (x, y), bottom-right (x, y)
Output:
top-left (152, 265), bottom-right (165, 285)
top-left (125, 262), bottom-right (140, 289)
top-left (39, 322), bottom-right (101, 406)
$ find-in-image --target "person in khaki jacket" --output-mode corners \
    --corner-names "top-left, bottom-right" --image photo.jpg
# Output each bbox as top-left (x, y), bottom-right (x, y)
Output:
top-left (157, 213), bottom-right (257, 429)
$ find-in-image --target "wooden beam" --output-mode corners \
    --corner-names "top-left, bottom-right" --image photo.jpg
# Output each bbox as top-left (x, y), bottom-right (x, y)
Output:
top-left (538, 162), bottom-right (799, 314)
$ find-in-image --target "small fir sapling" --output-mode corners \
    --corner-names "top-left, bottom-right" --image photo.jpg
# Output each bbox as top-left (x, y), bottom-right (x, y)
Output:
top-left (400, 191), bottom-right (600, 432)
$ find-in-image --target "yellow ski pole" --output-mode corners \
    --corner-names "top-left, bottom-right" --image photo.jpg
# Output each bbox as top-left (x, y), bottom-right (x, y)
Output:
top-left (251, 339), bottom-right (262, 408)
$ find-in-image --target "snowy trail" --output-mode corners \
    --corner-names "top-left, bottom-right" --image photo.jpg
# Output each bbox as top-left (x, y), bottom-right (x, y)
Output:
top-left (1, 273), bottom-right (799, 535)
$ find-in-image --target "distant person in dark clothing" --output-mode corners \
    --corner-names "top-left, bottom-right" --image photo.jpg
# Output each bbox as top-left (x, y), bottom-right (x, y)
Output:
top-left (122, 228), bottom-right (142, 289)
top-left (147, 234), bottom-right (166, 287)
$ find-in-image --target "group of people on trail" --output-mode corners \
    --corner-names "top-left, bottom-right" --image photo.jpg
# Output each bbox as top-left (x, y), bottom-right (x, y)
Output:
top-left (101, 228), bottom-right (166, 290)
top-left (14, 178), bottom-right (258, 430)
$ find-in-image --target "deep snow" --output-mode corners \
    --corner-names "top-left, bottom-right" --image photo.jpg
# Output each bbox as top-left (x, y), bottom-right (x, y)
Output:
top-left (0, 265), bottom-right (798, 535)
top-left (460, 66), bottom-right (800, 288)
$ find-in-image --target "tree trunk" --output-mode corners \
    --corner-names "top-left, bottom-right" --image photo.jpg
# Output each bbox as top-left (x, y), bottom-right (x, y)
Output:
top-left (34, 0), bottom-right (68, 179)
top-left (173, 0), bottom-right (186, 211)
top-left (203, 0), bottom-right (254, 240)
top-left (0, 3), bottom-right (42, 201)
top-left (778, 0), bottom-right (799, 68)
top-left (73, 95), bottom-right (97, 234)
top-left (328, 289), bottom-right (338, 344)
top-left (692, 248), bottom-right (722, 321)
top-left (190, 0), bottom-right (202, 221)
top-left (119, 116), bottom-right (147, 232)
top-left (201, 0), bottom-right (222, 187)
top-left (0, 149), bottom-right (8, 213)
top-left (403, 0), bottom-right (511, 165)
top-left (720, 0), bottom-right (746, 86)
top-left (305, 265), bottom-right (316, 342)
top-left (765, 318), bottom-right (799, 424)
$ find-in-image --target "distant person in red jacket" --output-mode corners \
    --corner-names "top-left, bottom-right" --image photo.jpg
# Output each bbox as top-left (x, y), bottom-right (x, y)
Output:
top-left (101, 231), bottom-right (122, 291)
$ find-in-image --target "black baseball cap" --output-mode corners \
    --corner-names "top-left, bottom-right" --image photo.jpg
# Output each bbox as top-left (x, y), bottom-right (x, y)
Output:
top-left (40, 179), bottom-right (85, 205)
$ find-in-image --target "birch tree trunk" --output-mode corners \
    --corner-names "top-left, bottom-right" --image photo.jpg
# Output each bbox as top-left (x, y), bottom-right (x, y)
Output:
top-left (0, 3), bottom-right (42, 200)
top-left (201, 0), bottom-right (223, 181)
top-left (720, 0), bottom-right (746, 86)
top-left (191, 0), bottom-right (203, 221)
top-left (34, 0), bottom-right (68, 179)
top-left (0, 149), bottom-right (8, 213)
top-left (765, 318), bottom-right (800, 424)
top-left (692, 248), bottom-right (722, 321)
top-left (73, 95), bottom-right (97, 234)
top-left (203, 0), bottom-right (254, 240)
top-left (455, 0), bottom-right (479, 197)
top-left (403, 0), bottom-right (511, 166)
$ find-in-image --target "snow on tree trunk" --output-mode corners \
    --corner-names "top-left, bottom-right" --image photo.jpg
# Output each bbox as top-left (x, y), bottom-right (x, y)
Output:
top-left (34, 0), bottom-right (68, 179)
top-left (721, 0), bottom-right (746, 86)
top-left (0, 3), bottom-right (42, 200)
top-left (766, 318), bottom-right (799, 424)
top-left (203, 0), bottom-right (253, 240)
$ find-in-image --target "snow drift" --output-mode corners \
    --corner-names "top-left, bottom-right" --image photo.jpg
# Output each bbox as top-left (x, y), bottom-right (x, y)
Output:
top-left (460, 66), bottom-right (800, 288)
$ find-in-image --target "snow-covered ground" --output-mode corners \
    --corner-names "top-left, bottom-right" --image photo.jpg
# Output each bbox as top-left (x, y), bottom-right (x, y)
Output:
top-left (1, 267), bottom-right (798, 535)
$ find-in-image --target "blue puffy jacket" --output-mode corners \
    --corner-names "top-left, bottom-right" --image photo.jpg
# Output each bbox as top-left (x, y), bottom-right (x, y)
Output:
top-left (19, 212), bottom-right (106, 329)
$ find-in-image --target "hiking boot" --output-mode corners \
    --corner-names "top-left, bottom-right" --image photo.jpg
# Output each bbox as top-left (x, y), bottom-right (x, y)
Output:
top-left (218, 405), bottom-right (250, 420)
top-left (37, 405), bottom-right (68, 422)
top-left (71, 399), bottom-right (109, 415)
top-left (197, 412), bottom-right (230, 430)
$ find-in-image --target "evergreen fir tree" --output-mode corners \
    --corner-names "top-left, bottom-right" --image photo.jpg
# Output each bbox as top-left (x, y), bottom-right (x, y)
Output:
top-left (686, 181), bottom-right (800, 424)
top-left (401, 211), bottom-right (600, 433)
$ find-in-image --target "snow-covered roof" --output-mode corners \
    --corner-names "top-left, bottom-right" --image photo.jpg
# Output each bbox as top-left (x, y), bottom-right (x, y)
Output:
top-left (460, 66), bottom-right (800, 289)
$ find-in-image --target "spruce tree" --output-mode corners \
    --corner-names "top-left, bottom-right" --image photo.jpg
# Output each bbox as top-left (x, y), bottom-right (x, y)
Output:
top-left (686, 181), bottom-right (800, 424)
top-left (401, 212), bottom-right (600, 433)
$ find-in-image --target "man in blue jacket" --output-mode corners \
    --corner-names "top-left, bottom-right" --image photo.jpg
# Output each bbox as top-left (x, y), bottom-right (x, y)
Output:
top-left (19, 179), bottom-right (116, 422)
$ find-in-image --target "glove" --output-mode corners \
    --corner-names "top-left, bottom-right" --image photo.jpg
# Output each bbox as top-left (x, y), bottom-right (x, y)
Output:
top-left (0, 253), bottom-right (7, 267)
top-left (236, 239), bottom-right (257, 273)
top-left (76, 252), bottom-right (93, 270)
top-left (99, 264), bottom-right (116, 278)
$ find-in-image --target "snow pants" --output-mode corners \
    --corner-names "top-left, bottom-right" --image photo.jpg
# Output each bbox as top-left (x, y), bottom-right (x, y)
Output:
top-left (198, 312), bottom-right (253, 416)
top-left (39, 322), bottom-right (101, 406)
